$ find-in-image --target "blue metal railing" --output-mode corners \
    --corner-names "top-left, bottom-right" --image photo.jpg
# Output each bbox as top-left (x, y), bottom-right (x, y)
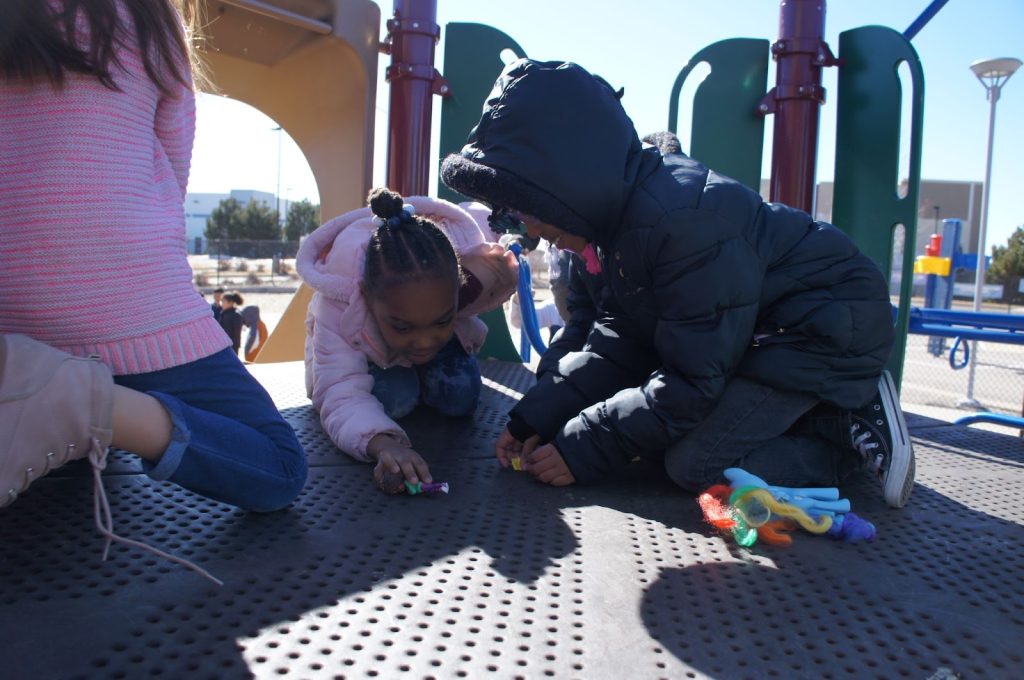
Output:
top-left (906, 306), bottom-right (1024, 430)
top-left (906, 307), bottom-right (1024, 344)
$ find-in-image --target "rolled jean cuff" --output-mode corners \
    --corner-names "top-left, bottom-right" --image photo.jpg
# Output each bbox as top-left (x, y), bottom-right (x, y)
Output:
top-left (142, 391), bottom-right (191, 481)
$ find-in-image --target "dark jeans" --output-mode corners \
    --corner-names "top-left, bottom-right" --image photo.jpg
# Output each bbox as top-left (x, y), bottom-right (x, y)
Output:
top-left (664, 376), bottom-right (858, 491)
top-left (369, 338), bottom-right (481, 419)
top-left (114, 348), bottom-right (307, 512)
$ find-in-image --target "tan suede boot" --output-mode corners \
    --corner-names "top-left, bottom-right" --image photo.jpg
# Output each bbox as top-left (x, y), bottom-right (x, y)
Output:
top-left (0, 333), bottom-right (113, 506)
top-left (0, 334), bottom-right (222, 584)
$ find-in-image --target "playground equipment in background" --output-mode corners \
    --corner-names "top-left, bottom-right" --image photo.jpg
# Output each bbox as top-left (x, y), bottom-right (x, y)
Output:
top-left (905, 215), bottom-right (1024, 429)
top-left (914, 218), bottom-right (965, 357)
top-left (193, 0), bottom-right (383, 363)
top-left (909, 306), bottom-right (1024, 431)
top-left (908, 218), bottom-right (1007, 364)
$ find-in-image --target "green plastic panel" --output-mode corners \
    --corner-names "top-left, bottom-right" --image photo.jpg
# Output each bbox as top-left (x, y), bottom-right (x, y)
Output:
top-left (832, 26), bottom-right (925, 387)
top-left (668, 38), bottom-right (770, 191)
top-left (439, 23), bottom-right (527, 361)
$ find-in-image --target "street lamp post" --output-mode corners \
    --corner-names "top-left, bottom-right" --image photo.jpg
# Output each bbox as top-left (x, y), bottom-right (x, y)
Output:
top-left (960, 56), bottom-right (1021, 408)
top-left (273, 126), bottom-right (283, 237)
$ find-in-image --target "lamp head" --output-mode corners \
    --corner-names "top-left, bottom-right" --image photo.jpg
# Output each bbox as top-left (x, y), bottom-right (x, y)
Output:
top-left (970, 57), bottom-right (1022, 89)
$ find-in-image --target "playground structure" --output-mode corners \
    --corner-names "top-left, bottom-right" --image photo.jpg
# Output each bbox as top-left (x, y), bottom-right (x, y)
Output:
top-left (4, 3), bottom-right (1023, 679)
top-left (198, 0), bottom-right (381, 360)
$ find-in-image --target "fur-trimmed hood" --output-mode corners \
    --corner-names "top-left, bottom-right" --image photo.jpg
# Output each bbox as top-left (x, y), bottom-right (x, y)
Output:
top-left (440, 59), bottom-right (647, 244)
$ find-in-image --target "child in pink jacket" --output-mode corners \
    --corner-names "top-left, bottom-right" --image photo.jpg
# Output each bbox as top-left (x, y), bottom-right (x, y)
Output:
top-left (297, 189), bottom-right (517, 492)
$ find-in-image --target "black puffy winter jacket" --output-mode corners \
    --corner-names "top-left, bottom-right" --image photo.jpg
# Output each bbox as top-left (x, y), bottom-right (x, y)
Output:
top-left (441, 59), bottom-right (893, 483)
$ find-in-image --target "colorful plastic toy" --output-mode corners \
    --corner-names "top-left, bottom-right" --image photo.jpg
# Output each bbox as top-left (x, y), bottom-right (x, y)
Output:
top-left (698, 467), bottom-right (876, 547)
top-left (404, 481), bottom-right (450, 495)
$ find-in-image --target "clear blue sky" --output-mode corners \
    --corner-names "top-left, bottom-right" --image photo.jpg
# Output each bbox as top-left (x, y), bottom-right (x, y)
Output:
top-left (189, 0), bottom-right (1023, 250)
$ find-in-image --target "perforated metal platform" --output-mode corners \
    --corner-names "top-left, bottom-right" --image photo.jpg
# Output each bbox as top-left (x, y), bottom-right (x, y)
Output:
top-left (2, 360), bottom-right (1022, 679)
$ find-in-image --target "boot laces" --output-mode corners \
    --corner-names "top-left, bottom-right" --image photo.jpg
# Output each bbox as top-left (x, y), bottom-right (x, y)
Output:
top-left (8, 447), bottom-right (72, 505)
top-left (88, 440), bottom-right (222, 586)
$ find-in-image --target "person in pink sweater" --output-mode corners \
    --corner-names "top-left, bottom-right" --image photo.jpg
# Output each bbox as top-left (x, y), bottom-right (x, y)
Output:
top-left (297, 189), bottom-right (518, 493)
top-left (0, 0), bottom-right (307, 579)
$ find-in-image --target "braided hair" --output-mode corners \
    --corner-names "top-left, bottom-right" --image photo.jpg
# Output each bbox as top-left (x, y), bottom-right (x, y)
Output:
top-left (363, 188), bottom-right (461, 296)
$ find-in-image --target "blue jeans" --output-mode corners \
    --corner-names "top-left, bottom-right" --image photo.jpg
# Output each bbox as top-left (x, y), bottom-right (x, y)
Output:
top-left (664, 376), bottom-right (857, 491)
top-left (369, 338), bottom-right (481, 419)
top-left (114, 348), bottom-right (307, 512)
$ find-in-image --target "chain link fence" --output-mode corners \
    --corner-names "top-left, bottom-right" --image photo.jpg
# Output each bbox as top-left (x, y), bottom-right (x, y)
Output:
top-left (189, 240), bottom-right (302, 290)
top-left (899, 293), bottom-right (1024, 420)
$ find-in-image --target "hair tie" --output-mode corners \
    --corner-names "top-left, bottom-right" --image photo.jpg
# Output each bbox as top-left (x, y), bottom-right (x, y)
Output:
top-left (376, 205), bottom-right (415, 229)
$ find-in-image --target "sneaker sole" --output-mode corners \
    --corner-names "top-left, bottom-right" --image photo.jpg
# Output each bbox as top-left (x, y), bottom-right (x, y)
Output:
top-left (878, 370), bottom-right (914, 508)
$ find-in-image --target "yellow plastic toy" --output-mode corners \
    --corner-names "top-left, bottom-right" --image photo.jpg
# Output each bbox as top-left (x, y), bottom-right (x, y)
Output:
top-left (913, 255), bottom-right (951, 276)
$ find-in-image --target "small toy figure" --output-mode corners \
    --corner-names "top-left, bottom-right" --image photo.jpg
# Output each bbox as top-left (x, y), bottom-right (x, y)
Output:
top-left (374, 462), bottom-right (450, 496)
top-left (404, 481), bottom-right (450, 495)
top-left (698, 467), bottom-right (876, 547)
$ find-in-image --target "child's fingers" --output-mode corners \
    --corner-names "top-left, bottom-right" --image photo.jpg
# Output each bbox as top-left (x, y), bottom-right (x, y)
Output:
top-left (399, 460), bottom-right (421, 485)
top-left (496, 428), bottom-right (523, 453)
top-left (379, 451), bottom-right (402, 474)
top-left (548, 472), bottom-right (575, 486)
top-left (522, 435), bottom-right (543, 458)
top-left (529, 447), bottom-right (575, 486)
top-left (536, 465), bottom-right (574, 485)
top-left (526, 446), bottom-right (558, 476)
top-left (413, 456), bottom-right (433, 484)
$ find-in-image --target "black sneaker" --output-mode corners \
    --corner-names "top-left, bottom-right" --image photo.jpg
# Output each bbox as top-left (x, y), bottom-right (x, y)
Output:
top-left (850, 370), bottom-right (915, 508)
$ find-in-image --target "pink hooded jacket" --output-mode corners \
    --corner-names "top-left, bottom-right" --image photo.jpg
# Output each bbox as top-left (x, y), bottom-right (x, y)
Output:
top-left (296, 197), bottom-right (517, 461)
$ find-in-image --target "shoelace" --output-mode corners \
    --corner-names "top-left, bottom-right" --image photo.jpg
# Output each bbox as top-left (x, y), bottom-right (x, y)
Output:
top-left (851, 423), bottom-right (885, 473)
top-left (88, 439), bottom-right (223, 586)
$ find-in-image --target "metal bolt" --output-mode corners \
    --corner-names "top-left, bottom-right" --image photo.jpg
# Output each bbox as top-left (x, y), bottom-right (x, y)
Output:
top-left (440, 85), bottom-right (449, 94)
top-left (759, 104), bottom-right (769, 113)
top-left (412, 21), bottom-right (419, 28)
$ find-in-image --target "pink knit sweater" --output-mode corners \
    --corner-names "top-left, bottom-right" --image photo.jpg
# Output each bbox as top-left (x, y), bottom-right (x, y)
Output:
top-left (0, 13), bottom-right (229, 375)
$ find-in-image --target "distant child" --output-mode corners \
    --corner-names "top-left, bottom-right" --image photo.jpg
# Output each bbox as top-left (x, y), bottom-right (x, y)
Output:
top-left (211, 287), bottom-right (225, 322)
top-left (240, 305), bottom-right (268, 362)
top-left (1, 0), bottom-right (307, 577)
top-left (297, 188), bottom-right (517, 492)
top-left (219, 291), bottom-right (244, 354)
top-left (441, 59), bottom-right (915, 508)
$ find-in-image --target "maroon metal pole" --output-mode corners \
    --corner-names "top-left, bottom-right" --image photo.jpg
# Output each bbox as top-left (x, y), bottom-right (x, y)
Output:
top-left (766, 0), bottom-right (831, 212)
top-left (384, 0), bottom-right (442, 196)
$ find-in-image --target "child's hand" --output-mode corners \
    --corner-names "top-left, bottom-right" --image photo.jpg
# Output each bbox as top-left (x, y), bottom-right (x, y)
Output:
top-left (495, 427), bottom-right (541, 468)
top-left (524, 443), bottom-right (576, 486)
top-left (368, 435), bottom-right (432, 491)
top-left (374, 461), bottom-right (407, 494)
